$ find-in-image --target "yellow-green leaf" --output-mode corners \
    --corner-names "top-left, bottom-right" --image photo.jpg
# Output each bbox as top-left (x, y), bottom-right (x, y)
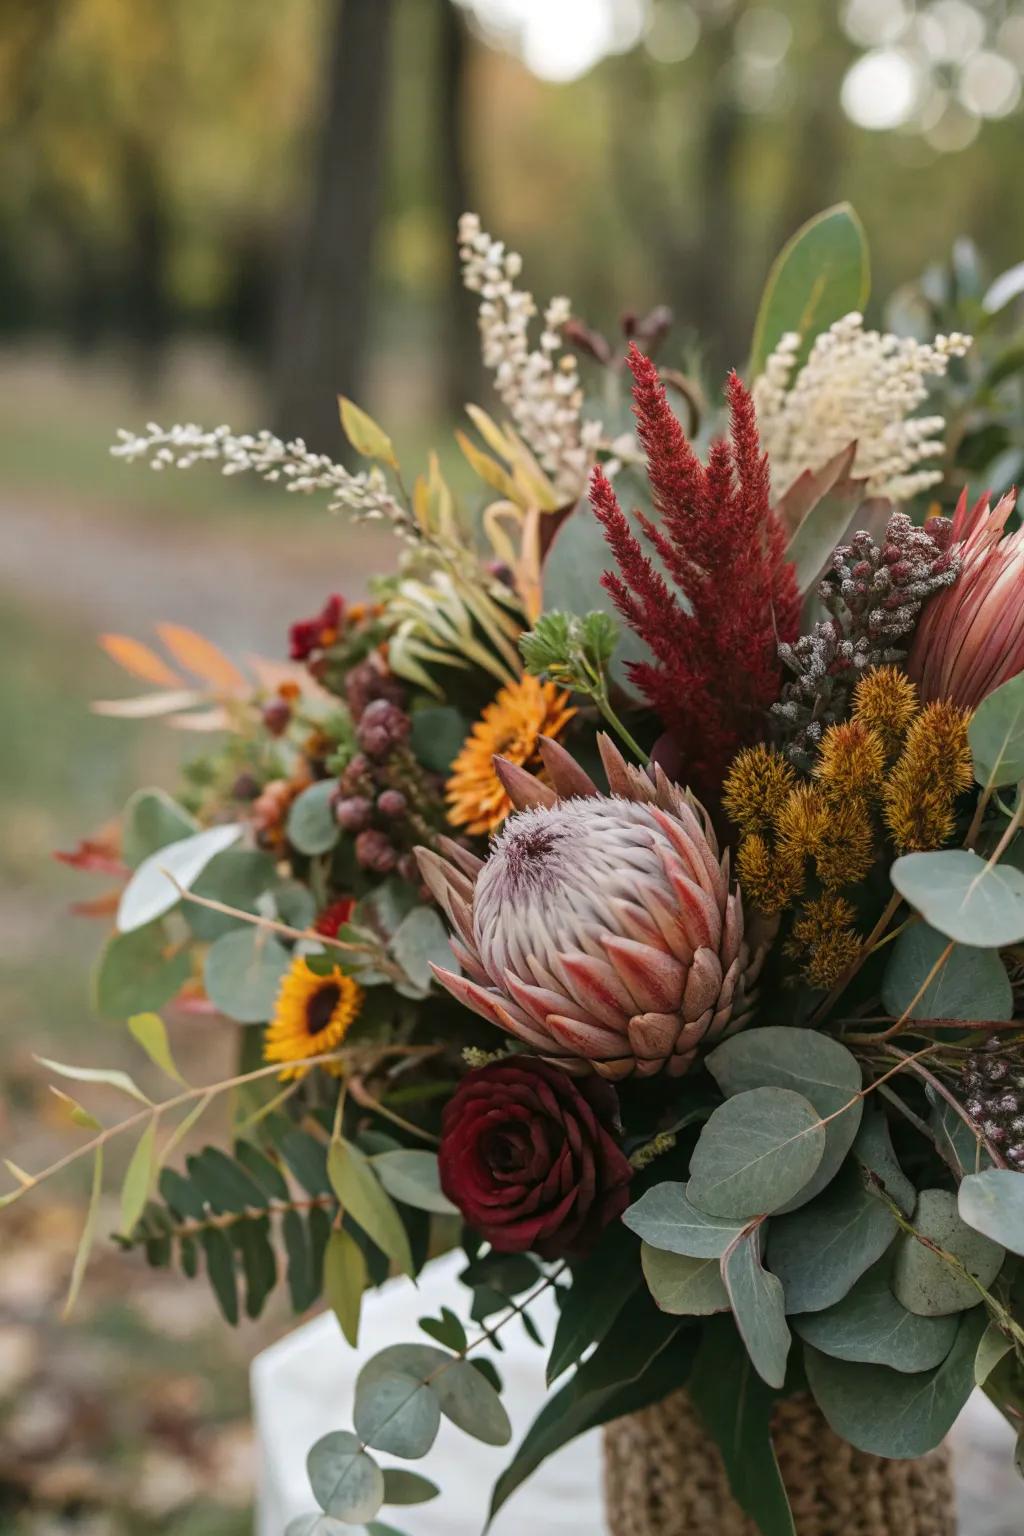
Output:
top-left (49, 1087), bottom-right (103, 1132)
top-left (324, 1227), bottom-right (368, 1346)
top-left (128, 1012), bottom-right (186, 1084)
top-left (160, 1093), bottom-right (214, 1164)
top-left (339, 397), bottom-right (398, 469)
top-left (36, 1056), bottom-right (151, 1106)
top-left (327, 1138), bottom-right (414, 1277)
top-left (455, 431), bottom-right (517, 499)
top-left (750, 203), bottom-right (870, 377)
top-left (64, 1147), bottom-right (104, 1318)
top-left (119, 1120), bottom-right (157, 1237)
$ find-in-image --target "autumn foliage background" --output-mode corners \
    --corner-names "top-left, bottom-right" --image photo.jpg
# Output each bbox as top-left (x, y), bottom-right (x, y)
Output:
top-left (3, 1), bottom-right (1024, 1531)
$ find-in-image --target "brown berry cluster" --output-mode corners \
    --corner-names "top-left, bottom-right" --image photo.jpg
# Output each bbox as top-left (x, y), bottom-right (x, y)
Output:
top-left (962, 1039), bottom-right (1024, 1170)
top-left (333, 693), bottom-right (444, 882)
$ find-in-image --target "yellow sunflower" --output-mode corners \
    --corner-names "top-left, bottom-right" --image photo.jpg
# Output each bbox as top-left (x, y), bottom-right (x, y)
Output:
top-left (445, 674), bottom-right (575, 836)
top-left (263, 958), bottom-right (363, 1080)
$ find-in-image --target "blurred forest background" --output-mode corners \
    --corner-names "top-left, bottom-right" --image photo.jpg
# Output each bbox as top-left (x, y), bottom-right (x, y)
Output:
top-left (2, 1), bottom-right (1024, 1532)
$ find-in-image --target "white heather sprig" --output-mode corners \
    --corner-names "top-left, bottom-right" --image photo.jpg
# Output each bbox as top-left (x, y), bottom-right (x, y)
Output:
top-left (752, 313), bottom-right (971, 503)
top-left (110, 422), bottom-right (410, 532)
top-left (459, 212), bottom-right (600, 500)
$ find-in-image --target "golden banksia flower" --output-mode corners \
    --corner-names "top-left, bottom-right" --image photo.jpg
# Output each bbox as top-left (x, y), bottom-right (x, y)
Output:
top-left (815, 796), bottom-right (876, 890)
top-left (882, 700), bottom-right (973, 853)
top-left (813, 719), bottom-right (886, 801)
top-left (852, 666), bottom-right (919, 756)
top-left (736, 833), bottom-right (804, 914)
top-left (264, 958), bottom-right (363, 1081)
top-left (446, 674), bottom-right (575, 836)
top-left (773, 782), bottom-right (829, 861)
top-left (785, 894), bottom-right (863, 990)
top-left (722, 745), bottom-right (797, 836)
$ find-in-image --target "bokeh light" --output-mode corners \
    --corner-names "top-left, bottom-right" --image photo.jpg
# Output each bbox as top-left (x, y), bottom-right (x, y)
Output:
top-left (841, 48), bottom-right (923, 129)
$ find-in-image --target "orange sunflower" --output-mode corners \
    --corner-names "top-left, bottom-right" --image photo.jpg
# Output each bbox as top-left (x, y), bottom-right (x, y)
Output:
top-left (445, 675), bottom-right (575, 836)
top-left (263, 957), bottom-right (363, 1080)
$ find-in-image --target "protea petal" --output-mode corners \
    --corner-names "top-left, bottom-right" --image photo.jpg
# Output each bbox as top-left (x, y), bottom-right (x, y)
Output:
top-left (601, 935), bottom-right (684, 1014)
top-left (492, 756), bottom-right (558, 812)
top-left (538, 736), bottom-right (599, 799)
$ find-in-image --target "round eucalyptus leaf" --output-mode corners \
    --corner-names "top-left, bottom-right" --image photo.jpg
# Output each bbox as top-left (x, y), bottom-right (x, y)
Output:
top-left (381, 1467), bottom-right (439, 1505)
top-left (288, 781), bottom-right (340, 856)
top-left (893, 1189), bottom-right (1005, 1317)
top-left (624, 1182), bottom-right (744, 1258)
top-left (353, 1366), bottom-right (441, 1459)
top-left (767, 1162), bottom-right (898, 1314)
top-left (306, 1430), bottom-right (384, 1524)
top-left (285, 1512), bottom-right (350, 1536)
top-left (122, 787), bottom-right (198, 867)
top-left (431, 1358), bottom-right (511, 1446)
top-left (707, 1026), bottom-right (863, 1210)
top-left (640, 1243), bottom-right (730, 1316)
top-left (371, 1150), bottom-right (458, 1215)
top-left (881, 922), bottom-right (1012, 1023)
top-left (958, 1169), bottom-right (1024, 1257)
top-left (687, 1087), bottom-right (826, 1220)
top-left (389, 907), bottom-right (457, 993)
top-left (722, 1228), bottom-right (791, 1389)
top-left (204, 927), bottom-right (291, 1023)
top-left (968, 671), bottom-right (1024, 788)
top-left (117, 822), bottom-right (242, 933)
top-left (185, 849), bottom-right (278, 940)
top-left (792, 1260), bottom-right (958, 1373)
top-left (94, 923), bottom-right (190, 1020)
top-left (890, 849), bottom-right (1024, 949)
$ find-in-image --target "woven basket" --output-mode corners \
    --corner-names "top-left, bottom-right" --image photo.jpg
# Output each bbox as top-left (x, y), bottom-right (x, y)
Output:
top-left (604, 1391), bottom-right (955, 1536)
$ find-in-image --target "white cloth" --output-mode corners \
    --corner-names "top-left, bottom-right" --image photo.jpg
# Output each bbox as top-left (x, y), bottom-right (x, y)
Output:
top-left (251, 1250), bottom-right (607, 1535)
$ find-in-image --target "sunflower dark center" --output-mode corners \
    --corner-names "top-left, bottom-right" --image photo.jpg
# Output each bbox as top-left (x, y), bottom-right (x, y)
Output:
top-left (306, 982), bottom-right (341, 1034)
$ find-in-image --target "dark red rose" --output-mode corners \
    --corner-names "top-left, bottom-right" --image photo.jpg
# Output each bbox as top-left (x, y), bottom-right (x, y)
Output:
top-left (438, 1058), bottom-right (632, 1261)
top-left (289, 594), bottom-right (344, 661)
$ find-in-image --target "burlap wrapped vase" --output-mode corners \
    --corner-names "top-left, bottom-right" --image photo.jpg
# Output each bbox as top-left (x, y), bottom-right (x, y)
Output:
top-left (604, 1391), bottom-right (955, 1536)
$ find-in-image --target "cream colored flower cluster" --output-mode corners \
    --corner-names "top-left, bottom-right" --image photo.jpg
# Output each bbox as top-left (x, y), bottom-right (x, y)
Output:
top-left (752, 313), bottom-right (971, 503)
top-left (111, 422), bottom-right (408, 529)
top-left (458, 212), bottom-right (600, 500)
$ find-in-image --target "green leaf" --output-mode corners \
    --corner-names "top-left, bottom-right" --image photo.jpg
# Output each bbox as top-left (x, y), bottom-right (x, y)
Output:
top-left (48, 1088), bottom-right (103, 1132)
top-left (117, 822), bottom-right (242, 932)
top-left (339, 397), bottom-right (398, 469)
top-left (37, 1056), bottom-right (151, 1106)
top-left (409, 707), bottom-right (468, 775)
top-left (185, 849), bottom-right (278, 940)
top-left (707, 1027), bottom-right (862, 1210)
top-left (641, 1243), bottom-right (730, 1316)
top-left (968, 671), bottom-right (1024, 788)
top-left (432, 1359), bottom-right (512, 1446)
top-left (781, 444), bottom-right (863, 594)
top-left (188, 1146), bottom-right (269, 1212)
top-left (273, 879), bottom-right (318, 931)
top-left (688, 1317), bottom-right (796, 1536)
top-left (371, 1150), bottom-right (457, 1216)
top-left (881, 922), bottom-right (1013, 1022)
top-left (354, 1363), bottom-right (441, 1459)
top-left (853, 1110), bottom-right (915, 1216)
top-left (287, 781), bottom-right (340, 856)
top-left (959, 1168), bottom-right (1024, 1257)
top-left (419, 1308), bottom-right (468, 1354)
top-left (722, 1227), bottom-right (790, 1388)
top-left (307, 1429), bottom-right (385, 1524)
top-left (767, 1162), bottom-right (898, 1313)
top-left (546, 1235), bottom-right (641, 1385)
top-left (804, 1306), bottom-right (987, 1458)
top-left (327, 1139), bottom-right (414, 1277)
top-left (235, 1215), bottom-right (277, 1318)
top-left (381, 1469), bottom-right (439, 1506)
top-left (128, 1012), bottom-right (186, 1084)
top-left (324, 1228), bottom-right (367, 1347)
top-left (890, 849), bottom-right (1024, 949)
top-left (687, 1087), bottom-right (826, 1220)
top-left (389, 908), bottom-right (457, 995)
top-left (204, 928), bottom-right (291, 1024)
top-left (201, 1227), bottom-right (239, 1325)
top-left (63, 1147), bottom-right (104, 1318)
top-left (94, 924), bottom-right (191, 1020)
top-left (792, 1259), bottom-right (958, 1373)
top-left (122, 787), bottom-right (198, 868)
top-left (975, 1320), bottom-right (1013, 1386)
top-left (624, 1182), bottom-right (745, 1257)
top-left (285, 1515), bottom-right (349, 1536)
top-left (893, 1189), bottom-right (1004, 1316)
top-left (750, 202), bottom-right (870, 376)
top-left (119, 1120), bottom-right (157, 1236)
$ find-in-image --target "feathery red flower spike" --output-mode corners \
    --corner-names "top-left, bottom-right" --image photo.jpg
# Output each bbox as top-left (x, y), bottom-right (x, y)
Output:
top-left (592, 343), bottom-right (800, 802)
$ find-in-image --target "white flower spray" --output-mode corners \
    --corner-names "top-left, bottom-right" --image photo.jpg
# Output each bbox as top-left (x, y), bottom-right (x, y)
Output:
top-left (752, 313), bottom-right (971, 503)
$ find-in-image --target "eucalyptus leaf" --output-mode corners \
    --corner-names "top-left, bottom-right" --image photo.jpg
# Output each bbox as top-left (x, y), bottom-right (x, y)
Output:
top-left (371, 1150), bottom-right (457, 1215)
top-left (804, 1307), bottom-right (987, 1458)
top-left (890, 849), bottom-right (1024, 949)
top-left (122, 787), bottom-right (198, 868)
top-left (687, 1087), bottom-right (826, 1220)
top-left (203, 928), bottom-right (291, 1024)
top-left (288, 781), bottom-right (340, 856)
top-left (893, 1189), bottom-right (1005, 1316)
top-left (306, 1430), bottom-right (384, 1524)
top-left (722, 1227), bottom-right (791, 1388)
top-left (707, 1027), bottom-right (862, 1209)
top-left (641, 1243), bottom-right (730, 1316)
top-left (853, 1110), bottom-right (915, 1216)
top-left (767, 1162), bottom-right (898, 1313)
top-left (186, 849), bottom-right (278, 940)
top-left (117, 823), bottom-right (242, 932)
top-left (968, 671), bottom-right (1024, 788)
top-left (792, 1260), bottom-right (958, 1373)
top-left (409, 707), bottom-right (468, 775)
top-left (432, 1358), bottom-right (512, 1446)
top-left (881, 922), bottom-right (1013, 1022)
top-left (381, 1468), bottom-right (439, 1506)
top-left (353, 1365), bottom-right (441, 1459)
top-left (327, 1139), bottom-right (414, 1277)
top-left (623, 1182), bottom-right (745, 1257)
top-left (958, 1169), bottom-right (1024, 1257)
top-left (975, 1321), bottom-right (1013, 1386)
top-left (389, 908), bottom-right (457, 994)
top-left (750, 202), bottom-right (870, 376)
top-left (94, 924), bottom-right (190, 1020)
top-left (285, 1511), bottom-right (350, 1536)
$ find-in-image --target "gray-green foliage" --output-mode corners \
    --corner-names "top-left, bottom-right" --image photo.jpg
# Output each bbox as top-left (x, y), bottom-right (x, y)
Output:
top-left (892, 1189), bottom-right (1005, 1316)
top-left (686, 1087), bottom-right (826, 1219)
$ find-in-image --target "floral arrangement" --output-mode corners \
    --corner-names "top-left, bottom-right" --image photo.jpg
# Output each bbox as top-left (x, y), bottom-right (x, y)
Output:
top-left (7, 205), bottom-right (1024, 1536)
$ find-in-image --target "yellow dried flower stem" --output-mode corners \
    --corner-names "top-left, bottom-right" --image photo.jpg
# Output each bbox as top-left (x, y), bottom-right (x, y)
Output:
top-left (722, 745), bottom-right (798, 836)
top-left (773, 782), bottom-right (829, 861)
top-left (852, 666), bottom-right (919, 757)
top-left (736, 833), bottom-right (805, 914)
top-left (785, 894), bottom-right (863, 990)
top-left (815, 795), bottom-right (877, 890)
top-left (882, 700), bottom-right (973, 853)
top-left (814, 719), bottom-right (886, 802)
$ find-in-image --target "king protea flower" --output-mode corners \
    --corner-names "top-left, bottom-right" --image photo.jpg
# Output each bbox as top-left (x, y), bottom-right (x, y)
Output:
top-left (416, 736), bottom-right (769, 1080)
top-left (908, 488), bottom-right (1024, 710)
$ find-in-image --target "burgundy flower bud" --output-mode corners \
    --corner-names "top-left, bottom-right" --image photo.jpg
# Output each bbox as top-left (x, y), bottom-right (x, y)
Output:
top-left (338, 754), bottom-right (371, 795)
top-left (376, 789), bottom-right (407, 820)
top-left (345, 658), bottom-right (405, 718)
top-left (438, 1059), bottom-right (632, 1261)
top-left (357, 699), bottom-right (411, 759)
top-left (231, 772), bottom-right (261, 802)
top-left (355, 829), bottom-right (398, 874)
top-left (262, 699), bottom-right (292, 737)
top-left (335, 795), bottom-right (373, 832)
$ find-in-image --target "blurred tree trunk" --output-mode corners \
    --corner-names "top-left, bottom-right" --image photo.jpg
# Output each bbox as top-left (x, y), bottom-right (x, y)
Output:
top-left (436, 0), bottom-right (480, 416)
top-left (274, 0), bottom-right (394, 450)
top-left (121, 133), bottom-right (171, 389)
top-left (684, 28), bottom-right (745, 374)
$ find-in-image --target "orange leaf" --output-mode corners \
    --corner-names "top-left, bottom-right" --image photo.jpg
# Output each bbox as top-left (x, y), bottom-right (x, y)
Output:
top-left (154, 624), bottom-right (248, 693)
top-left (99, 634), bottom-right (185, 689)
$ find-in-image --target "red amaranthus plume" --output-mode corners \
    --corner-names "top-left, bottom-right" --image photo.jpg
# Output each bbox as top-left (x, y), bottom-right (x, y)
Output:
top-left (593, 343), bottom-right (799, 801)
